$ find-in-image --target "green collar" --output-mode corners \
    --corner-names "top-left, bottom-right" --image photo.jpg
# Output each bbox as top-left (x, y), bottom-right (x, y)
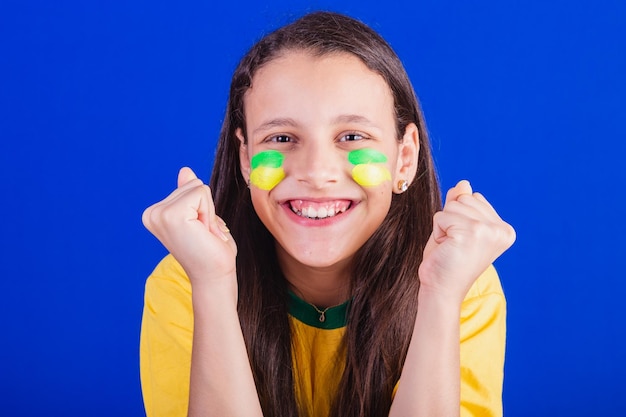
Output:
top-left (287, 290), bottom-right (350, 330)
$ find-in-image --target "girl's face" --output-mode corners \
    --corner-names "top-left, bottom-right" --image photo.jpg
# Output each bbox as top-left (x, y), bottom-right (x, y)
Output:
top-left (239, 50), bottom-right (419, 273)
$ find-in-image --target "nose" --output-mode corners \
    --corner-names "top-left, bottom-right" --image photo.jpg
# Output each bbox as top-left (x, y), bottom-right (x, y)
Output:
top-left (292, 141), bottom-right (342, 189)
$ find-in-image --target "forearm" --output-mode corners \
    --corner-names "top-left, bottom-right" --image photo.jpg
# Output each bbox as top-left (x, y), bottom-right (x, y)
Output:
top-left (389, 289), bottom-right (461, 417)
top-left (187, 279), bottom-right (263, 417)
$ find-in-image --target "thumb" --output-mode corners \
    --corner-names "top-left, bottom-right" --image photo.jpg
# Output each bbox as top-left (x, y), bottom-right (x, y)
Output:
top-left (444, 179), bottom-right (473, 207)
top-left (177, 167), bottom-right (198, 188)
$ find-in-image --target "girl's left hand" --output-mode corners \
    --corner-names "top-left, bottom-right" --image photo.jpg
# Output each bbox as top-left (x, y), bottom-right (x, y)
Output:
top-left (418, 180), bottom-right (516, 303)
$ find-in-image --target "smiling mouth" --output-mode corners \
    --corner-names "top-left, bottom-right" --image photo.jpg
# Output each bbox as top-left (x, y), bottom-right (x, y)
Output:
top-left (288, 199), bottom-right (353, 220)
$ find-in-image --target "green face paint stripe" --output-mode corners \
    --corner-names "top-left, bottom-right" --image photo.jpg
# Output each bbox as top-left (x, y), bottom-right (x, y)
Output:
top-left (348, 148), bottom-right (387, 165)
top-left (251, 150), bottom-right (284, 169)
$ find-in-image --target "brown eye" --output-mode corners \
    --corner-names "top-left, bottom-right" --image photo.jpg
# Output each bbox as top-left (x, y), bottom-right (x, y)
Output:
top-left (340, 133), bottom-right (364, 142)
top-left (269, 135), bottom-right (291, 143)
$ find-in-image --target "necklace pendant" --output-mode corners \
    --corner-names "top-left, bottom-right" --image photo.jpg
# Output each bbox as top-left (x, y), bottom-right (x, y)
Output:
top-left (318, 312), bottom-right (326, 322)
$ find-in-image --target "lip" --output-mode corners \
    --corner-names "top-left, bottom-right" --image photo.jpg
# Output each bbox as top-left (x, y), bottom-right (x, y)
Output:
top-left (279, 198), bottom-right (358, 227)
top-left (277, 196), bottom-right (356, 204)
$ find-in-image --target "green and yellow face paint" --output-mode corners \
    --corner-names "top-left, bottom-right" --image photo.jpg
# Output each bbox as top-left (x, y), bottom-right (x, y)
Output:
top-left (249, 150), bottom-right (285, 190)
top-left (348, 148), bottom-right (391, 187)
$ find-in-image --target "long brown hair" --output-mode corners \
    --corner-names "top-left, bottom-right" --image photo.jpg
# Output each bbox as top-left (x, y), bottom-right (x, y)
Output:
top-left (209, 11), bottom-right (441, 417)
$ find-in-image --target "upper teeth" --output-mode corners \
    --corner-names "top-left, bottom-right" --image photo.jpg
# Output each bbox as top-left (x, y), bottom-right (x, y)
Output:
top-left (290, 201), bottom-right (349, 219)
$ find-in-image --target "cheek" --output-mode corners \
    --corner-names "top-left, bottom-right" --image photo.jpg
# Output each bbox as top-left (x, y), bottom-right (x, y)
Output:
top-left (348, 148), bottom-right (392, 187)
top-left (351, 164), bottom-right (391, 186)
top-left (250, 167), bottom-right (285, 190)
top-left (249, 150), bottom-right (285, 191)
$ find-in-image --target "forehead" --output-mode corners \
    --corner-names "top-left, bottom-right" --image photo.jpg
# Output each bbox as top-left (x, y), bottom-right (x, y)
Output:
top-left (243, 50), bottom-right (396, 132)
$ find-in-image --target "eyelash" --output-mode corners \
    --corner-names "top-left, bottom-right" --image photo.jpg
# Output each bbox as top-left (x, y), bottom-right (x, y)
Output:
top-left (339, 132), bottom-right (366, 142)
top-left (267, 135), bottom-right (292, 143)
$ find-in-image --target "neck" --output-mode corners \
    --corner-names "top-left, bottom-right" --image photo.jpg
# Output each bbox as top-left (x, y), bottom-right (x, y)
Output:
top-left (276, 246), bottom-right (351, 308)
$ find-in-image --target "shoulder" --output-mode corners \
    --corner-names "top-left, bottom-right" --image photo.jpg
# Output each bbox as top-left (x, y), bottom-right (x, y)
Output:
top-left (143, 254), bottom-right (193, 325)
top-left (463, 264), bottom-right (504, 302)
top-left (460, 265), bottom-right (506, 340)
top-left (145, 254), bottom-right (192, 296)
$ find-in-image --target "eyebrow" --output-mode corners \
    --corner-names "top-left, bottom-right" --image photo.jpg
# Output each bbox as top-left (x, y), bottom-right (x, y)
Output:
top-left (252, 117), bottom-right (299, 136)
top-left (251, 114), bottom-right (380, 137)
top-left (331, 114), bottom-right (378, 127)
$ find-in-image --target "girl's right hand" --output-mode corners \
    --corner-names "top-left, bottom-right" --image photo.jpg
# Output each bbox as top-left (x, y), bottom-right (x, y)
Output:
top-left (142, 167), bottom-right (238, 290)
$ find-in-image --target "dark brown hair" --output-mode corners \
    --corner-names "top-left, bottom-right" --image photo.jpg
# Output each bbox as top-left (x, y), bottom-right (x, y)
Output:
top-left (209, 11), bottom-right (441, 417)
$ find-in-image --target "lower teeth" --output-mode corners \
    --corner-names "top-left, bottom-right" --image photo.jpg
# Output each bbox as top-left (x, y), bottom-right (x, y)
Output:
top-left (292, 209), bottom-right (334, 220)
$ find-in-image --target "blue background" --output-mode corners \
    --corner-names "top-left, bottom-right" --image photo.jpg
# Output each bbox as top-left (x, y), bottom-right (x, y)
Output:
top-left (1, 0), bottom-right (624, 416)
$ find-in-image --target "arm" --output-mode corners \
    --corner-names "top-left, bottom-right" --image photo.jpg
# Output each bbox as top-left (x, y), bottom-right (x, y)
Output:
top-left (389, 181), bottom-right (514, 417)
top-left (141, 168), bottom-right (263, 417)
top-left (187, 278), bottom-right (263, 417)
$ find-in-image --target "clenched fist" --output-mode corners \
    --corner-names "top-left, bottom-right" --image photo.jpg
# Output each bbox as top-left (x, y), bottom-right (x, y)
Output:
top-left (419, 180), bottom-right (516, 303)
top-left (142, 167), bottom-right (238, 292)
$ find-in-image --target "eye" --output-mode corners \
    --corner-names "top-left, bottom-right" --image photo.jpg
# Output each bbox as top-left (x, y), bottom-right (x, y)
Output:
top-left (267, 134), bottom-right (292, 143)
top-left (339, 132), bottom-right (366, 142)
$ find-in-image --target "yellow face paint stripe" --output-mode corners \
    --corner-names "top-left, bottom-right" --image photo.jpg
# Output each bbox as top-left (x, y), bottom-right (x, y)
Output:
top-left (351, 164), bottom-right (391, 187)
top-left (250, 166), bottom-right (285, 190)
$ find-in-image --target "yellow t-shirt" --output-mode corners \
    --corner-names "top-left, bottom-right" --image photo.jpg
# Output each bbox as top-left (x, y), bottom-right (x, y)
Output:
top-left (287, 290), bottom-right (349, 416)
top-left (140, 255), bottom-right (506, 417)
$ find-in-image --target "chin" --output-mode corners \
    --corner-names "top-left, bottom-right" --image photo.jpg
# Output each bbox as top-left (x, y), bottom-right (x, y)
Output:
top-left (281, 244), bottom-right (355, 270)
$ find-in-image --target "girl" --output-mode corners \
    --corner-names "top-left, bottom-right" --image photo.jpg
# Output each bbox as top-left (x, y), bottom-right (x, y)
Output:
top-left (141, 11), bottom-right (515, 417)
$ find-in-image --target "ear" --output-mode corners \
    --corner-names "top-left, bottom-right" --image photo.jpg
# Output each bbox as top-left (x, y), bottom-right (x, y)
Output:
top-left (236, 128), bottom-right (251, 182)
top-left (393, 123), bottom-right (420, 194)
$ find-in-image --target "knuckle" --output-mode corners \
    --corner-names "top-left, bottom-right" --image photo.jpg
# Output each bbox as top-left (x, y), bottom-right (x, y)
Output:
top-left (444, 188), bottom-right (457, 202)
top-left (189, 178), bottom-right (204, 189)
top-left (159, 205), bottom-right (179, 223)
top-left (443, 200), bottom-right (462, 214)
top-left (142, 206), bottom-right (155, 228)
top-left (492, 222), bottom-right (516, 248)
top-left (504, 223), bottom-right (517, 244)
top-left (467, 219), bottom-right (497, 243)
top-left (432, 210), bottom-right (444, 223)
top-left (457, 193), bottom-right (472, 204)
top-left (467, 218), bottom-right (484, 234)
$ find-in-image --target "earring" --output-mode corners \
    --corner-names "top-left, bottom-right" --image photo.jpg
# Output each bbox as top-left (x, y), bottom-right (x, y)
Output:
top-left (397, 179), bottom-right (409, 193)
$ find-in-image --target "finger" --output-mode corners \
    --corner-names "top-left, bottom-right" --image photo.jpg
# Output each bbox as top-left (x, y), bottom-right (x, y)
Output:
top-left (142, 205), bottom-right (155, 230)
top-left (471, 192), bottom-right (496, 211)
top-left (431, 210), bottom-right (471, 244)
top-left (149, 181), bottom-right (213, 229)
top-left (151, 168), bottom-right (204, 208)
top-left (194, 184), bottom-right (214, 229)
top-left (472, 192), bottom-right (497, 215)
top-left (207, 210), bottom-right (231, 243)
top-left (431, 213), bottom-right (446, 244)
top-left (441, 198), bottom-right (484, 221)
top-left (212, 214), bottom-right (234, 244)
top-left (149, 177), bottom-right (204, 209)
top-left (444, 180), bottom-right (473, 208)
top-left (215, 215), bottom-right (238, 254)
top-left (456, 192), bottom-right (500, 219)
top-left (178, 167), bottom-right (199, 188)
top-left (194, 185), bottom-right (229, 242)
